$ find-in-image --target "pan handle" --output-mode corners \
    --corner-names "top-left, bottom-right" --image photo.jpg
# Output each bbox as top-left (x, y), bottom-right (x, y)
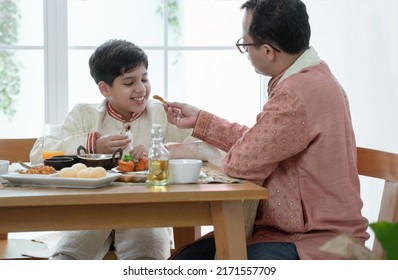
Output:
top-left (112, 148), bottom-right (123, 164)
top-left (77, 145), bottom-right (89, 155)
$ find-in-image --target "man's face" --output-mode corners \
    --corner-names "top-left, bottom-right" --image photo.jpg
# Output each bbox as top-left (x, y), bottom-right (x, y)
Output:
top-left (241, 9), bottom-right (274, 77)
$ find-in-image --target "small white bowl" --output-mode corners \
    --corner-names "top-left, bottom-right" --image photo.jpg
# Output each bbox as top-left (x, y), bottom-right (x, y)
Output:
top-left (0, 160), bottom-right (10, 175)
top-left (169, 159), bottom-right (202, 184)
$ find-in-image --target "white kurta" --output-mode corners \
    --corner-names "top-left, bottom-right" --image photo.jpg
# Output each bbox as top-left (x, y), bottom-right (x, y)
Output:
top-left (30, 99), bottom-right (224, 259)
top-left (31, 99), bottom-right (197, 163)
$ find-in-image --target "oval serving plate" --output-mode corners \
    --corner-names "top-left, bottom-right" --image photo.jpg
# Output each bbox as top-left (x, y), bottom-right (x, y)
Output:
top-left (0, 172), bottom-right (121, 188)
top-left (111, 167), bottom-right (148, 183)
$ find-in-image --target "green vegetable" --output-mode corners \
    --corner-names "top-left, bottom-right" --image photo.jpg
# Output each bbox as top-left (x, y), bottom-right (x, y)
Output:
top-left (123, 154), bottom-right (134, 162)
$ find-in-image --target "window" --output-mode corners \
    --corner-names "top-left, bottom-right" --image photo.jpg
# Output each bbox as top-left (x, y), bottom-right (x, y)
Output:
top-left (0, 0), bottom-right (259, 140)
top-left (67, 0), bottom-right (260, 126)
top-left (2, 0), bottom-right (398, 248)
top-left (0, 0), bottom-right (45, 138)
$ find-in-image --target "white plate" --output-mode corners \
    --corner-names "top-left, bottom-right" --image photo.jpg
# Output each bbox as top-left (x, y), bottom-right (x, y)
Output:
top-left (111, 167), bottom-right (148, 175)
top-left (0, 172), bottom-right (121, 189)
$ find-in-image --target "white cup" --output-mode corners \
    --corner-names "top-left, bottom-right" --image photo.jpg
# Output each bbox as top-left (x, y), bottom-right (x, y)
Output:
top-left (169, 159), bottom-right (202, 184)
top-left (0, 160), bottom-right (10, 175)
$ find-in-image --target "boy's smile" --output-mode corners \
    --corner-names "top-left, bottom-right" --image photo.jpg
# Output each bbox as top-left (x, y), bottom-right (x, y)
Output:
top-left (100, 65), bottom-right (151, 121)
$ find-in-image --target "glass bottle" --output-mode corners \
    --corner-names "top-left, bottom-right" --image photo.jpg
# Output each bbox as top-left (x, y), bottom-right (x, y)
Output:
top-left (146, 124), bottom-right (170, 187)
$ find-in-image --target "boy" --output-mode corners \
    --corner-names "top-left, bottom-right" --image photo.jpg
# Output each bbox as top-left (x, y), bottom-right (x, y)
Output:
top-left (30, 39), bottom-right (224, 259)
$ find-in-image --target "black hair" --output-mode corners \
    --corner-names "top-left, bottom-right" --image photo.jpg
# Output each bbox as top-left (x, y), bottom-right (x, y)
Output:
top-left (241, 0), bottom-right (311, 54)
top-left (88, 39), bottom-right (148, 86)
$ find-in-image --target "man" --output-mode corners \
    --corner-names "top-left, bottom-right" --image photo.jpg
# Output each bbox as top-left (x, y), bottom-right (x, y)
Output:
top-left (165, 0), bottom-right (369, 260)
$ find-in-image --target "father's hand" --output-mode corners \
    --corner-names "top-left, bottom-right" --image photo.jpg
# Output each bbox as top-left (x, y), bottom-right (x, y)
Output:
top-left (165, 102), bottom-right (200, 129)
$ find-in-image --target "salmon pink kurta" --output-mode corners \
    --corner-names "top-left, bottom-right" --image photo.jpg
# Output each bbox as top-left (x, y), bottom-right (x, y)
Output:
top-left (192, 48), bottom-right (369, 259)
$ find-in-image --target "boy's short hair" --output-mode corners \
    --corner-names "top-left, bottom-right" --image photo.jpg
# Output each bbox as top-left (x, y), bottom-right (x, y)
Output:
top-left (89, 39), bottom-right (148, 86)
top-left (241, 0), bottom-right (311, 54)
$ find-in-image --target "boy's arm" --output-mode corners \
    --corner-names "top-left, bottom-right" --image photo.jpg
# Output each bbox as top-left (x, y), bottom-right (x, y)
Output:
top-left (166, 141), bottom-right (226, 167)
top-left (30, 104), bottom-right (96, 164)
top-left (164, 124), bottom-right (226, 167)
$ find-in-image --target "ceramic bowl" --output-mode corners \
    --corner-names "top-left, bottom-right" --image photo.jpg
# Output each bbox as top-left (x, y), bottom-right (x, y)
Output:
top-left (0, 160), bottom-right (10, 175)
top-left (169, 159), bottom-right (202, 183)
top-left (43, 157), bottom-right (74, 170)
top-left (52, 155), bottom-right (81, 165)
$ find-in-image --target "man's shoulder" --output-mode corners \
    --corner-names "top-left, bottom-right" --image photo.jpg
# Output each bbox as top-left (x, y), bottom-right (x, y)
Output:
top-left (280, 62), bottom-right (339, 95)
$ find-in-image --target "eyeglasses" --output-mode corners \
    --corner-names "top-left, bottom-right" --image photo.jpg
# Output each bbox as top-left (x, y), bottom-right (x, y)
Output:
top-left (235, 37), bottom-right (281, 53)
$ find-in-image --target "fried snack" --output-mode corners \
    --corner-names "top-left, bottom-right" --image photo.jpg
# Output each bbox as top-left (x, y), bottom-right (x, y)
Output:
top-left (118, 160), bottom-right (135, 172)
top-left (59, 167), bottom-right (77, 178)
top-left (134, 157), bottom-right (148, 171)
top-left (19, 165), bottom-right (57, 175)
top-left (91, 166), bottom-right (107, 178)
top-left (71, 163), bottom-right (87, 172)
top-left (77, 168), bottom-right (92, 178)
top-left (59, 165), bottom-right (106, 179)
top-left (153, 95), bottom-right (168, 104)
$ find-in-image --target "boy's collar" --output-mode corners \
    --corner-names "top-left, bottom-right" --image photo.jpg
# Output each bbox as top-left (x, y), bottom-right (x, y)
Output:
top-left (106, 101), bottom-right (143, 123)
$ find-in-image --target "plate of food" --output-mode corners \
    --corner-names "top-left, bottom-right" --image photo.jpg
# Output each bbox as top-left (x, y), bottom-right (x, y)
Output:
top-left (1, 172), bottom-right (121, 188)
top-left (1, 164), bottom-right (121, 188)
top-left (113, 155), bottom-right (148, 183)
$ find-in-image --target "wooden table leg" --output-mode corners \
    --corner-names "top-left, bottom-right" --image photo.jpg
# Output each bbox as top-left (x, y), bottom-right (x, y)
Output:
top-left (172, 226), bottom-right (202, 254)
top-left (211, 200), bottom-right (247, 260)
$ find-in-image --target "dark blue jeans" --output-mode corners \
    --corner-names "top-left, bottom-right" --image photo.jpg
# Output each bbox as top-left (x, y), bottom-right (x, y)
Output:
top-left (171, 237), bottom-right (300, 260)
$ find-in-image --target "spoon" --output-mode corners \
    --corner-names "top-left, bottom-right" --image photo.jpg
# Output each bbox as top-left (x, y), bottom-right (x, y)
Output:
top-left (18, 161), bottom-right (32, 169)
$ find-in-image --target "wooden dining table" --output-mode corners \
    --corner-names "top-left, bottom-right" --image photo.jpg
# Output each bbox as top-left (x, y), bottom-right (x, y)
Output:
top-left (0, 166), bottom-right (267, 260)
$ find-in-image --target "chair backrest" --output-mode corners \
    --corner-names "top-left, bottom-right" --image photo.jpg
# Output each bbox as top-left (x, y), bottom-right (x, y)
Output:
top-left (357, 147), bottom-right (398, 259)
top-left (0, 138), bottom-right (37, 163)
top-left (0, 138), bottom-right (37, 241)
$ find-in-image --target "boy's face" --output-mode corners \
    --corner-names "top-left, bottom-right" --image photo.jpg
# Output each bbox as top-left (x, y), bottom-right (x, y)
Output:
top-left (100, 64), bottom-right (151, 120)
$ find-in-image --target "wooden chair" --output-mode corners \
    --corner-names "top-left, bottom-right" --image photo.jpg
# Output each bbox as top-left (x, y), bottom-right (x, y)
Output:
top-left (356, 147), bottom-right (398, 259)
top-left (0, 138), bottom-right (48, 259)
top-left (234, 146), bottom-right (398, 260)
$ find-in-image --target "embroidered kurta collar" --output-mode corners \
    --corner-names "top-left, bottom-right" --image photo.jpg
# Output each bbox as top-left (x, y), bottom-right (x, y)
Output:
top-left (268, 46), bottom-right (321, 93)
top-left (106, 101), bottom-right (143, 123)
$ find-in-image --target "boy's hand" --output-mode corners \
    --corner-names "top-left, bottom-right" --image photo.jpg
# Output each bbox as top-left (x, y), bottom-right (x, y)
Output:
top-left (96, 134), bottom-right (131, 154)
top-left (130, 144), bottom-right (148, 160)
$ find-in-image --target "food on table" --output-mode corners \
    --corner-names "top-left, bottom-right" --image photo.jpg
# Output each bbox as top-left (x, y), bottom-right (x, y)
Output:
top-left (91, 166), bottom-right (107, 178)
top-left (18, 165), bottom-right (56, 175)
top-left (117, 154), bottom-right (148, 172)
top-left (134, 157), bottom-right (148, 171)
top-left (118, 154), bottom-right (135, 172)
top-left (59, 165), bottom-right (107, 179)
top-left (59, 167), bottom-right (77, 178)
top-left (71, 162), bottom-right (87, 172)
top-left (77, 168), bottom-right (93, 178)
top-left (153, 95), bottom-right (168, 104)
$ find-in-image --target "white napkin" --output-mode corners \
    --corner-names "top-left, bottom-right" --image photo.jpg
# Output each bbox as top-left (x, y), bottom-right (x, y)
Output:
top-left (21, 232), bottom-right (61, 258)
